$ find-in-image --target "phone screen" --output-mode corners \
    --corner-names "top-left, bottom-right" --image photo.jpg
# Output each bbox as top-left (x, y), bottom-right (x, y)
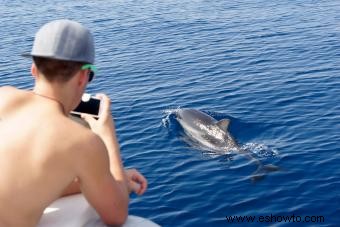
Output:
top-left (71, 97), bottom-right (100, 117)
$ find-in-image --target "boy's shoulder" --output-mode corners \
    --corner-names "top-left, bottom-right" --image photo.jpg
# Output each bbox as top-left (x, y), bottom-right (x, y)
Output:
top-left (0, 86), bottom-right (23, 99)
top-left (0, 86), bottom-right (28, 115)
top-left (0, 86), bottom-right (28, 96)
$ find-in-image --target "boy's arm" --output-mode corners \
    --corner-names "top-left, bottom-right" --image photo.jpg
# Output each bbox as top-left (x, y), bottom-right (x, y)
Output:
top-left (78, 94), bottom-right (130, 225)
top-left (61, 169), bottom-right (148, 197)
top-left (81, 94), bottom-right (129, 198)
top-left (77, 136), bottom-right (129, 226)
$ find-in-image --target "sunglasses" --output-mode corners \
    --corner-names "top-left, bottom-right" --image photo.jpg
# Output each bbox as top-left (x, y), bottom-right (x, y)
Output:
top-left (81, 64), bottom-right (97, 82)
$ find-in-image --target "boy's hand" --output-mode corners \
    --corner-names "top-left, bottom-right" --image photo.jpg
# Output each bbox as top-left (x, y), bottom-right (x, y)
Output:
top-left (125, 169), bottom-right (148, 195)
top-left (81, 94), bottom-right (116, 138)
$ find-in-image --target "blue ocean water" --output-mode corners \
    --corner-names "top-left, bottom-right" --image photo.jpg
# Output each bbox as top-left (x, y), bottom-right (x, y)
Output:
top-left (1, 0), bottom-right (339, 226)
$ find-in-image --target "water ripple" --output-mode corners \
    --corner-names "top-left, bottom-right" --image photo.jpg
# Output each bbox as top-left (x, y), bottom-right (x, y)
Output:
top-left (1, 0), bottom-right (340, 226)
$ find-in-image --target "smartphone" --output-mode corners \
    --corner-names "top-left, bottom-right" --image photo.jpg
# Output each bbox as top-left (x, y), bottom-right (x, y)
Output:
top-left (71, 93), bottom-right (100, 118)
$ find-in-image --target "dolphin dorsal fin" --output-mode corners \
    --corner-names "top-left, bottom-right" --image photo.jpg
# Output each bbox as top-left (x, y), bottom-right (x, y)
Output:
top-left (216, 119), bottom-right (230, 131)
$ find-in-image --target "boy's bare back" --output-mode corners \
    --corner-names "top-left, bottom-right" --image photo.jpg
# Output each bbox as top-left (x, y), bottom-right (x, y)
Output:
top-left (0, 87), bottom-right (112, 226)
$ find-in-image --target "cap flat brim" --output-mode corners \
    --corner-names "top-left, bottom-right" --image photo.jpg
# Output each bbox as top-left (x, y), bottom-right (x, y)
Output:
top-left (21, 53), bottom-right (32, 58)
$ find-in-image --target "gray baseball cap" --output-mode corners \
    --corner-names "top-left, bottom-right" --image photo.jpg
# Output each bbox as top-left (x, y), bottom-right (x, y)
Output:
top-left (23, 19), bottom-right (95, 64)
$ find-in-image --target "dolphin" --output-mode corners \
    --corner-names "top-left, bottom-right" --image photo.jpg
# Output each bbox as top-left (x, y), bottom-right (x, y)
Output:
top-left (176, 108), bottom-right (279, 181)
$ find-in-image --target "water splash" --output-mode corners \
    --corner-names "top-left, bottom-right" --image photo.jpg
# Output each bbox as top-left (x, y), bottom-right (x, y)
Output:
top-left (161, 107), bottom-right (181, 128)
top-left (241, 142), bottom-right (279, 158)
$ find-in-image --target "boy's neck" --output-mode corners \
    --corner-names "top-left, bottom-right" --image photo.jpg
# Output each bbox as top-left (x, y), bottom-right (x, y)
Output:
top-left (33, 81), bottom-right (76, 114)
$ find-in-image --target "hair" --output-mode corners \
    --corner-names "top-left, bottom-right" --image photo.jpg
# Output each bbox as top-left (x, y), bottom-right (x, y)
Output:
top-left (32, 56), bottom-right (84, 83)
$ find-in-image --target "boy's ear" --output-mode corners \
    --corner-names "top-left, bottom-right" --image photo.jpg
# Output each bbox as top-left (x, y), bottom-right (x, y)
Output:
top-left (31, 63), bottom-right (38, 78)
top-left (77, 70), bottom-right (88, 87)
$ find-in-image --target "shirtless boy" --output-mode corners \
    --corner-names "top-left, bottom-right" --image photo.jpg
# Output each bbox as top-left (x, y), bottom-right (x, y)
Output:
top-left (0, 19), bottom-right (147, 226)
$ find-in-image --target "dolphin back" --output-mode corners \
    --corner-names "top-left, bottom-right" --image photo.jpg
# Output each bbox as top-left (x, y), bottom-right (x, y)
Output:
top-left (177, 109), bottom-right (216, 124)
top-left (176, 109), bottom-right (239, 152)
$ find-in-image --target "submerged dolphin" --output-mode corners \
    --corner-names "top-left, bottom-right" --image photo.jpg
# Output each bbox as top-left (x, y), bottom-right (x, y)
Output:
top-left (176, 108), bottom-right (279, 181)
